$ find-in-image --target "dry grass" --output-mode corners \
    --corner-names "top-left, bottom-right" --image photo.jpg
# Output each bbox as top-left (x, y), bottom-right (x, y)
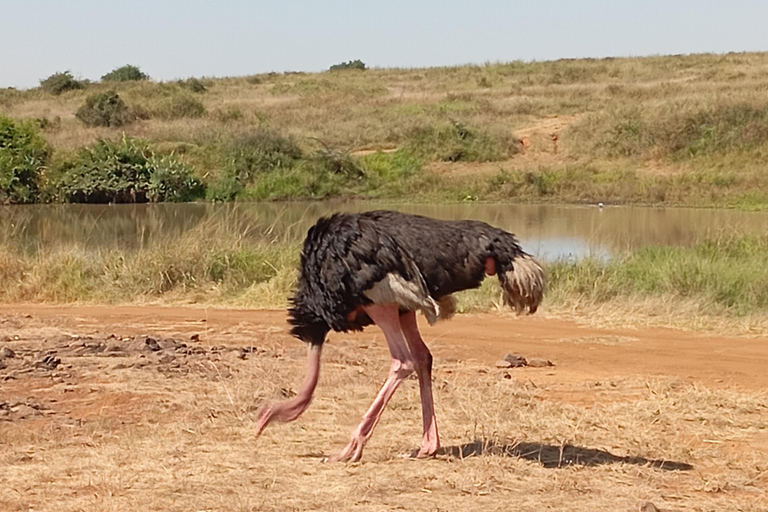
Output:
top-left (6, 52), bottom-right (768, 206)
top-left (1, 313), bottom-right (766, 512)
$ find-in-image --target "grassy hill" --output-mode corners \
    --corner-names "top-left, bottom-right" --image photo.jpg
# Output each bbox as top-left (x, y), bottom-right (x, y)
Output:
top-left (3, 52), bottom-right (768, 207)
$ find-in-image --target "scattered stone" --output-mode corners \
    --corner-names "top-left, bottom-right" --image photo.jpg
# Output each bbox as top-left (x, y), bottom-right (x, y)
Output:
top-left (495, 360), bottom-right (513, 369)
top-left (34, 354), bottom-right (61, 370)
top-left (528, 358), bottom-right (554, 368)
top-left (503, 353), bottom-right (528, 367)
top-left (158, 354), bottom-right (176, 365)
top-left (0, 347), bottom-right (15, 359)
top-left (144, 337), bottom-right (161, 352)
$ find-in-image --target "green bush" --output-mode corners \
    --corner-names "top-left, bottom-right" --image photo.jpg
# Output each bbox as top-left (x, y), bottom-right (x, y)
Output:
top-left (207, 130), bottom-right (302, 201)
top-left (76, 91), bottom-right (135, 127)
top-left (0, 116), bottom-right (50, 203)
top-left (39, 71), bottom-right (87, 95)
top-left (51, 137), bottom-right (204, 203)
top-left (405, 121), bottom-right (519, 162)
top-left (102, 65), bottom-right (149, 82)
top-left (226, 130), bottom-right (303, 181)
top-left (329, 59), bottom-right (367, 71)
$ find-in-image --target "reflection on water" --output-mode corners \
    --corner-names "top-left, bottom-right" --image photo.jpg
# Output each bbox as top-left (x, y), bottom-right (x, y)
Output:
top-left (1, 202), bottom-right (767, 261)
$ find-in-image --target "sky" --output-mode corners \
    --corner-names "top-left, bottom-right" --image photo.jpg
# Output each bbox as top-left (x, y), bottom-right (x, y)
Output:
top-left (1, 0), bottom-right (767, 89)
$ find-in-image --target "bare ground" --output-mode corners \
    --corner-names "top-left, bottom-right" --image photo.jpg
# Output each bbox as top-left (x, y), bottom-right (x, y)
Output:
top-left (1, 305), bottom-right (767, 511)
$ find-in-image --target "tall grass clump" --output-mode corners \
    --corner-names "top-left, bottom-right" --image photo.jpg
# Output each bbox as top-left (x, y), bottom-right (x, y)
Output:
top-left (147, 93), bottom-right (206, 120)
top-left (177, 77), bottom-right (207, 93)
top-left (39, 71), bottom-right (87, 95)
top-left (101, 64), bottom-right (149, 82)
top-left (50, 136), bottom-right (204, 203)
top-left (405, 121), bottom-right (519, 162)
top-left (0, 214), bottom-right (300, 304)
top-left (76, 91), bottom-right (135, 127)
top-left (0, 116), bottom-right (50, 204)
top-left (547, 234), bottom-right (768, 315)
top-left (578, 102), bottom-right (768, 159)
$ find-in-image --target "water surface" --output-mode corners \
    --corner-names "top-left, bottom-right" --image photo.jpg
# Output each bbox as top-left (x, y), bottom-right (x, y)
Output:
top-left (1, 202), bottom-right (766, 261)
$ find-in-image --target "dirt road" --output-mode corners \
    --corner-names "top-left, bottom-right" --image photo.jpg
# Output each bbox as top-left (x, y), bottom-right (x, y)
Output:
top-left (2, 305), bottom-right (767, 511)
top-left (2, 304), bottom-right (765, 389)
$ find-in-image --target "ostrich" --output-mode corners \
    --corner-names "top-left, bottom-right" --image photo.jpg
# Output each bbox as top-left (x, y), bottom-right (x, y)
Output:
top-left (257, 210), bottom-right (545, 462)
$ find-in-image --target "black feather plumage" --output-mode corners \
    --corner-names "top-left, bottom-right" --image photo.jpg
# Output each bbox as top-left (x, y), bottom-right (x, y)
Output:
top-left (288, 210), bottom-right (544, 346)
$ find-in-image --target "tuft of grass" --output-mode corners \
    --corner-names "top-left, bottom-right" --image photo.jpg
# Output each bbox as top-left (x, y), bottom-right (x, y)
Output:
top-left (546, 234), bottom-right (768, 316)
top-left (405, 121), bottom-right (519, 162)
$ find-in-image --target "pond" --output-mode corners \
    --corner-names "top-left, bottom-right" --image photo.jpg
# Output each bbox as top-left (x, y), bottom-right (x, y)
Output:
top-left (1, 202), bottom-right (767, 261)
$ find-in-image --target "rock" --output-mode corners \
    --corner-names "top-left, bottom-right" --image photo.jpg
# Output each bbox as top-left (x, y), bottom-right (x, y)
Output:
top-left (503, 353), bottom-right (528, 367)
top-left (11, 404), bottom-right (42, 419)
top-left (190, 333), bottom-right (200, 342)
top-left (0, 347), bottom-right (15, 359)
top-left (528, 358), bottom-right (554, 368)
top-left (158, 354), bottom-right (176, 365)
top-left (144, 337), bottom-right (161, 352)
top-left (639, 502), bottom-right (661, 512)
top-left (0, 360), bottom-right (6, 370)
top-left (495, 360), bottom-right (513, 369)
top-left (34, 354), bottom-right (61, 370)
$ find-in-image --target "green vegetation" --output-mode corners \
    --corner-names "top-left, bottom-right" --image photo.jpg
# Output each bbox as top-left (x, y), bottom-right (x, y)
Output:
top-left (2, 225), bottom-right (767, 326)
top-left (39, 71), bottom-right (87, 95)
top-left (546, 234), bottom-right (768, 315)
top-left (101, 64), bottom-right (150, 82)
top-left (405, 121), bottom-right (519, 162)
top-left (3, 53), bottom-right (768, 206)
top-left (329, 59), bottom-right (367, 71)
top-left (49, 137), bottom-right (204, 203)
top-left (0, 116), bottom-right (50, 204)
top-left (76, 91), bottom-right (135, 127)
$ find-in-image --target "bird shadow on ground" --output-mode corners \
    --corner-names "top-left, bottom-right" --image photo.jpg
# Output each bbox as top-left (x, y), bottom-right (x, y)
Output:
top-left (438, 440), bottom-right (693, 471)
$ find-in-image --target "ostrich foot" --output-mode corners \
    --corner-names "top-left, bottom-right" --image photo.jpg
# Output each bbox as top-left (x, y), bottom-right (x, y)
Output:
top-left (328, 435), bottom-right (366, 463)
top-left (403, 438), bottom-right (440, 459)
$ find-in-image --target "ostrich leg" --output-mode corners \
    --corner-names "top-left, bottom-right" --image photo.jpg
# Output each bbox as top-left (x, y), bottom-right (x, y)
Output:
top-left (400, 311), bottom-right (440, 457)
top-left (329, 304), bottom-right (415, 463)
top-left (256, 344), bottom-right (322, 435)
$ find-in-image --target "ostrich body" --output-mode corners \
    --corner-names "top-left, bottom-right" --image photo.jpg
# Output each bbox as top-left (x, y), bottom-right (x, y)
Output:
top-left (257, 210), bottom-right (545, 462)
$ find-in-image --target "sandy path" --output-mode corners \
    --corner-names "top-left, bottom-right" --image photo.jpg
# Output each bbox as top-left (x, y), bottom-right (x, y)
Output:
top-left (2, 304), bottom-right (764, 390)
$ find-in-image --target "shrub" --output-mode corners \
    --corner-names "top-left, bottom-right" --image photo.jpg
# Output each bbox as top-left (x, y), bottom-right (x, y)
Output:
top-left (207, 130), bottom-right (302, 201)
top-left (226, 130), bottom-right (303, 182)
top-left (101, 65), bottom-right (149, 82)
top-left (76, 91), bottom-right (135, 127)
top-left (405, 121), bottom-right (519, 162)
top-left (39, 71), bottom-right (86, 95)
top-left (177, 77), bottom-right (207, 93)
top-left (51, 136), bottom-right (204, 203)
top-left (329, 59), bottom-right (367, 71)
top-left (0, 116), bottom-right (50, 203)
